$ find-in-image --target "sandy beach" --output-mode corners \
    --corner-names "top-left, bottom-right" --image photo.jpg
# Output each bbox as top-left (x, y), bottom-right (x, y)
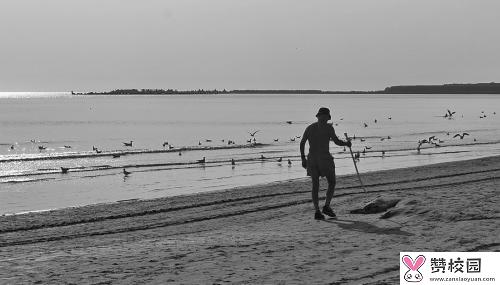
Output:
top-left (0, 156), bottom-right (499, 284)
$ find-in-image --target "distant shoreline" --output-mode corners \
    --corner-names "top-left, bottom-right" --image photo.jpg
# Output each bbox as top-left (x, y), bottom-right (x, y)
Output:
top-left (75, 82), bottom-right (500, 95)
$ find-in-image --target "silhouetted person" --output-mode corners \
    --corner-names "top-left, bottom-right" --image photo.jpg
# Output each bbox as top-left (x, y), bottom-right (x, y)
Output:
top-left (300, 107), bottom-right (351, 220)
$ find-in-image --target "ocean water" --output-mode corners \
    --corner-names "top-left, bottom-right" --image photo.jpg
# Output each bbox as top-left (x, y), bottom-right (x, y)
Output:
top-left (1, 93), bottom-right (499, 214)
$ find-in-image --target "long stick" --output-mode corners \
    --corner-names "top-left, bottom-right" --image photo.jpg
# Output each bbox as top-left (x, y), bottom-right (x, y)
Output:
top-left (344, 132), bottom-right (367, 193)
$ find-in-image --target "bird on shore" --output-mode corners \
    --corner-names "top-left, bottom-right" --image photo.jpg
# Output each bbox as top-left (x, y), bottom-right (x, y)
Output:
top-left (277, 157), bottom-right (282, 162)
top-left (260, 155), bottom-right (266, 160)
top-left (274, 138), bottom-right (279, 142)
top-left (179, 151), bottom-right (182, 156)
top-left (382, 151), bottom-right (386, 157)
top-left (61, 167), bottom-right (69, 174)
top-left (10, 145), bottom-right (14, 150)
top-left (64, 145), bottom-right (71, 149)
top-left (388, 117), bottom-right (392, 120)
top-left (112, 154), bottom-right (121, 158)
top-left (168, 145), bottom-right (174, 149)
top-left (205, 139), bottom-right (212, 142)
top-left (365, 146), bottom-right (372, 150)
top-left (123, 168), bottom-right (131, 176)
top-left (123, 141), bottom-right (133, 147)
top-left (93, 146), bottom-right (98, 151)
top-left (286, 121), bottom-right (293, 124)
top-left (247, 139), bottom-right (252, 143)
top-left (387, 136), bottom-right (391, 140)
top-left (163, 142), bottom-right (169, 147)
top-left (363, 123), bottom-right (368, 128)
top-left (288, 159), bottom-right (292, 166)
top-left (374, 119), bottom-right (377, 123)
top-left (453, 133), bottom-right (469, 139)
top-left (354, 152), bottom-right (360, 161)
top-left (290, 138), bottom-right (296, 142)
top-left (197, 157), bottom-right (206, 164)
top-left (198, 141), bottom-right (202, 145)
top-left (248, 130), bottom-right (259, 137)
top-left (360, 138), bottom-right (366, 142)
top-left (38, 145), bottom-right (46, 150)
top-left (95, 149), bottom-right (102, 154)
top-left (417, 140), bottom-right (428, 152)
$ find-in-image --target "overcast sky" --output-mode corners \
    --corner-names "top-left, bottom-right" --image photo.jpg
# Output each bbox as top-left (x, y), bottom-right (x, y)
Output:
top-left (1, 0), bottom-right (499, 92)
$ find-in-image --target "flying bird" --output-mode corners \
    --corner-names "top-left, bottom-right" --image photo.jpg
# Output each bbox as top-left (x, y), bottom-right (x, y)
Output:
top-left (123, 141), bottom-right (133, 147)
top-left (453, 133), bottom-right (469, 139)
top-left (248, 130), bottom-right (260, 137)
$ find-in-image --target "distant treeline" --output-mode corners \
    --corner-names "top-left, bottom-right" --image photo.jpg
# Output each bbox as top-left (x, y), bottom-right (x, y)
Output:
top-left (77, 82), bottom-right (500, 95)
top-left (382, 82), bottom-right (500, 94)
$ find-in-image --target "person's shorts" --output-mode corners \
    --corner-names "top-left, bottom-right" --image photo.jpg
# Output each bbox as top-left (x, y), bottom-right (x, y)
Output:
top-left (307, 153), bottom-right (335, 178)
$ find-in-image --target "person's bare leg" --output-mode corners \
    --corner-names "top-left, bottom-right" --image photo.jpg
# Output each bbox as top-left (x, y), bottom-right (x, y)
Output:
top-left (311, 175), bottom-right (320, 212)
top-left (324, 173), bottom-right (336, 208)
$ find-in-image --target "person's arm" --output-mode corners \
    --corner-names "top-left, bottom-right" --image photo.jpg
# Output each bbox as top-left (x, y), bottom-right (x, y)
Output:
top-left (300, 127), bottom-right (309, 168)
top-left (330, 126), bottom-right (351, 147)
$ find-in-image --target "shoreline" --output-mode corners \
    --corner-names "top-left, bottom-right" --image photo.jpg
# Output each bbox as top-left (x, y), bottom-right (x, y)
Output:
top-left (1, 155), bottom-right (499, 283)
top-left (1, 153), bottom-right (498, 219)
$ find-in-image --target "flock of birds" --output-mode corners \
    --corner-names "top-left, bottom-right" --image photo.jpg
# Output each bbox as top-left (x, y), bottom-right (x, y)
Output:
top-left (5, 110), bottom-right (496, 176)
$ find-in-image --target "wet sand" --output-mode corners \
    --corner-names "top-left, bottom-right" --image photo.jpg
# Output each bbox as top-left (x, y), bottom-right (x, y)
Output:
top-left (0, 156), bottom-right (499, 284)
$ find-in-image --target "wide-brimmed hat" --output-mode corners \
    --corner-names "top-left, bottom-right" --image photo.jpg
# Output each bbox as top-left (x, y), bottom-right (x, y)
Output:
top-left (316, 107), bottom-right (331, 120)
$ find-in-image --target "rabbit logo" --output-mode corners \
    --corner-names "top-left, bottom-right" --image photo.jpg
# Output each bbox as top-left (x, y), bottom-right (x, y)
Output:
top-left (402, 255), bottom-right (425, 282)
